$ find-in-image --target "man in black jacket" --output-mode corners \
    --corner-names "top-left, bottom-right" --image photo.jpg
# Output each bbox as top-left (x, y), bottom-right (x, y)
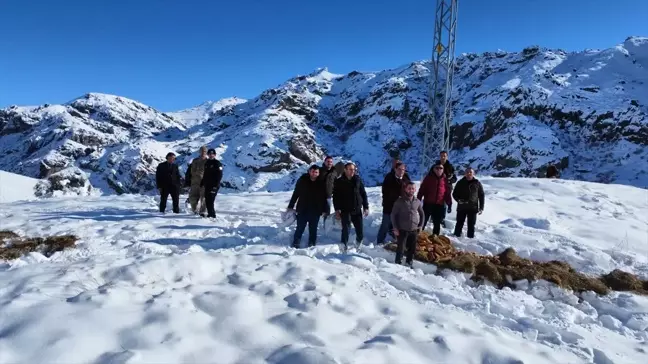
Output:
top-left (156, 152), bottom-right (182, 214)
top-left (200, 148), bottom-right (223, 218)
top-left (318, 156), bottom-right (338, 225)
top-left (452, 167), bottom-right (485, 238)
top-left (333, 162), bottom-right (369, 250)
top-left (436, 151), bottom-right (457, 227)
top-left (287, 165), bottom-right (327, 248)
top-left (391, 158), bottom-right (411, 180)
top-left (377, 162), bottom-right (410, 245)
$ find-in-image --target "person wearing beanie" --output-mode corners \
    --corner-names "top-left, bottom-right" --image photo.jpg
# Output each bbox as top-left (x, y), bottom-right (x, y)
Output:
top-left (200, 148), bottom-right (223, 218)
top-left (189, 145), bottom-right (209, 216)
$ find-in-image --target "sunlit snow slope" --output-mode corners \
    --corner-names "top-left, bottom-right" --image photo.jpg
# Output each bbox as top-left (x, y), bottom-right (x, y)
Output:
top-left (0, 178), bottom-right (647, 363)
top-left (0, 170), bottom-right (38, 203)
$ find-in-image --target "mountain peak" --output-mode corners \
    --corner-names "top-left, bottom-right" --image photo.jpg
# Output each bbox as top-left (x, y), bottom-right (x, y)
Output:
top-left (623, 36), bottom-right (648, 48)
top-left (306, 67), bottom-right (342, 81)
top-left (67, 92), bottom-right (146, 107)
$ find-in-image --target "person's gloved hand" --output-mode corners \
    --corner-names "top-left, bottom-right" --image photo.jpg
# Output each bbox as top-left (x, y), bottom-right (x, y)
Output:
top-left (447, 206), bottom-right (452, 213)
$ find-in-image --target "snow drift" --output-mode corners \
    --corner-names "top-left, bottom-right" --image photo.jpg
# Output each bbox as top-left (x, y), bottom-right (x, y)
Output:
top-left (0, 177), bottom-right (647, 363)
top-left (0, 170), bottom-right (39, 203)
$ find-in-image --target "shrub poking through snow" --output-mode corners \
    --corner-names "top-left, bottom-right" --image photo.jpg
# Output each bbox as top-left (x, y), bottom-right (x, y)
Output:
top-left (384, 231), bottom-right (648, 296)
top-left (0, 231), bottom-right (78, 260)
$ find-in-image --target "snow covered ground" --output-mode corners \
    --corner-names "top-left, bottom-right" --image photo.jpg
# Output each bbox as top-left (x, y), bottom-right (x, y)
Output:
top-left (0, 170), bottom-right (39, 203)
top-left (1, 177), bottom-right (647, 363)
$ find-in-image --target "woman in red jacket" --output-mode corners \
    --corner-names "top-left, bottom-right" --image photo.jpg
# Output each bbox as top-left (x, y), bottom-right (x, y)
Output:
top-left (417, 163), bottom-right (453, 235)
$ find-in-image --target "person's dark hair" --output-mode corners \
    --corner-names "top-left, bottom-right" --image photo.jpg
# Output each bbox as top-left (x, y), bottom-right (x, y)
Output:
top-left (207, 148), bottom-right (216, 155)
top-left (309, 164), bottom-right (319, 171)
top-left (440, 151), bottom-right (448, 155)
top-left (546, 165), bottom-right (558, 178)
top-left (324, 155), bottom-right (333, 161)
top-left (394, 162), bottom-right (404, 169)
top-left (405, 181), bottom-right (416, 187)
top-left (344, 162), bottom-right (355, 168)
top-left (166, 152), bottom-right (176, 159)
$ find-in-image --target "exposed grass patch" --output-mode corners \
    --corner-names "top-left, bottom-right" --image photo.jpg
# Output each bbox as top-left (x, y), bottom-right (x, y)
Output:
top-left (384, 232), bottom-right (648, 296)
top-left (0, 230), bottom-right (78, 260)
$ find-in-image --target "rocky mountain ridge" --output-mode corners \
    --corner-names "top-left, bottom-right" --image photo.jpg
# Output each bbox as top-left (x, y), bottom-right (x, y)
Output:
top-left (0, 36), bottom-right (646, 196)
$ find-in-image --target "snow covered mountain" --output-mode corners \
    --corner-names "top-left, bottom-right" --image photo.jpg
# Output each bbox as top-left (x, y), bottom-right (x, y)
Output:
top-left (1, 37), bottom-right (646, 195)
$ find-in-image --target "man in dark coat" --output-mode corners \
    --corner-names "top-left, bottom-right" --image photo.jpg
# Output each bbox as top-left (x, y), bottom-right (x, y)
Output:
top-left (333, 162), bottom-right (369, 250)
top-left (318, 156), bottom-right (338, 225)
top-left (156, 152), bottom-right (182, 214)
top-left (452, 167), bottom-right (485, 238)
top-left (377, 162), bottom-right (410, 245)
top-left (200, 148), bottom-right (223, 218)
top-left (288, 165), bottom-right (328, 248)
top-left (435, 151), bottom-right (457, 226)
top-left (391, 158), bottom-right (411, 180)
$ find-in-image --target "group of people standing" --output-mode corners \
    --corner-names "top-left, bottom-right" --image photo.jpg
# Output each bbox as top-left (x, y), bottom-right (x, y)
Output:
top-left (286, 151), bottom-right (486, 266)
top-left (156, 147), bottom-right (487, 268)
top-left (376, 151), bottom-right (485, 266)
top-left (155, 146), bottom-right (223, 218)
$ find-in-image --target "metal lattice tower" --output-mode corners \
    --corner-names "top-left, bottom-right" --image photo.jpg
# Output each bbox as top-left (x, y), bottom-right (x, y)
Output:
top-left (420, 0), bottom-right (458, 177)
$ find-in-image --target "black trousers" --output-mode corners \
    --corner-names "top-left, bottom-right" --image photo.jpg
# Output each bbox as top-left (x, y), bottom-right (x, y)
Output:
top-left (395, 230), bottom-right (418, 264)
top-left (454, 209), bottom-right (477, 238)
top-left (423, 203), bottom-right (446, 235)
top-left (160, 186), bottom-right (180, 213)
top-left (341, 211), bottom-right (363, 245)
top-left (205, 188), bottom-right (219, 218)
top-left (293, 210), bottom-right (321, 248)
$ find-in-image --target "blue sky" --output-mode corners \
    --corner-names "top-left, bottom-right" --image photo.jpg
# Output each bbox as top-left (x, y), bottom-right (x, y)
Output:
top-left (0, 0), bottom-right (646, 111)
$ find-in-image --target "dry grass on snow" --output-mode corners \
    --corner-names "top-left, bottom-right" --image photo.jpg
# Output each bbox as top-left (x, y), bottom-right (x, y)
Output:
top-left (0, 231), bottom-right (78, 260)
top-left (384, 232), bottom-right (648, 296)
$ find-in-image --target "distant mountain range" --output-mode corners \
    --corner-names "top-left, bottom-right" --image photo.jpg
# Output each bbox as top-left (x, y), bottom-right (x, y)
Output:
top-left (1, 36), bottom-right (646, 196)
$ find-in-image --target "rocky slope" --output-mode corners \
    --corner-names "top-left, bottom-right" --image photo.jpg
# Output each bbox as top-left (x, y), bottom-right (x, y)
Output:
top-left (0, 37), bottom-right (646, 195)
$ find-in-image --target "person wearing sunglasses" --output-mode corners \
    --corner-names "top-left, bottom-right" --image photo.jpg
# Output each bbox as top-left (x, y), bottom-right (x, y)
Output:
top-left (417, 162), bottom-right (452, 235)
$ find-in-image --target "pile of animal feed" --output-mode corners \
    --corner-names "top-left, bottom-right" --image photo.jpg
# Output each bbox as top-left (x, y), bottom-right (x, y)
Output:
top-left (384, 231), bottom-right (648, 296)
top-left (0, 230), bottom-right (78, 260)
